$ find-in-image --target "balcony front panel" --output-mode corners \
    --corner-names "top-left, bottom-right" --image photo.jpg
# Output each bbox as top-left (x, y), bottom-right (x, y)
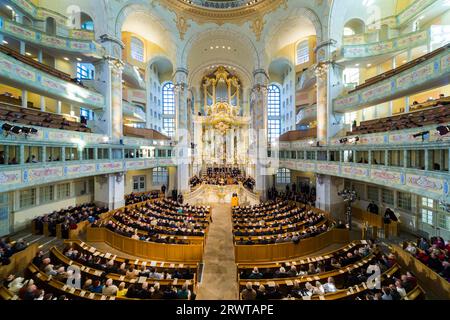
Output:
top-left (341, 29), bottom-right (429, 59)
top-left (0, 157), bottom-right (176, 193)
top-left (0, 51), bottom-right (105, 108)
top-left (123, 101), bottom-right (146, 122)
top-left (296, 104), bottom-right (317, 125)
top-left (334, 47), bottom-right (450, 112)
top-left (0, 18), bottom-right (103, 56)
top-left (279, 159), bottom-right (449, 201)
top-left (329, 123), bottom-right (450, 147)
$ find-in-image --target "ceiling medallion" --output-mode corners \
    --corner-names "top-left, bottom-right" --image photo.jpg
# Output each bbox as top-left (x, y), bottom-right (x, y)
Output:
top-left (156, 0), bottom-right (287, 39)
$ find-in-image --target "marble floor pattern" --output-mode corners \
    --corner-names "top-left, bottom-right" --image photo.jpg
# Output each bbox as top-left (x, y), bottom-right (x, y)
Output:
top-left (196, 203), bottom-right (238, 300)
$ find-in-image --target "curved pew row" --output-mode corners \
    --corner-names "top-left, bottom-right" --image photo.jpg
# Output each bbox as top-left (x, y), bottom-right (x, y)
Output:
top-left (238, 251), bottom-right (378, 290)
top-left (237, 240), bottom-right (369, 279)
top-left (86, 227), bottom-right (205, 263)
top-left (234, 228), bottom-right (350, 264)
top-left (49, 247), bottom-right (196, 289)
top-left (65, 239), bottom-right (199, 273)
top-left (25, 262), bottom-right (194, 300)
top-left (239, 263), bottom-right (425, 300)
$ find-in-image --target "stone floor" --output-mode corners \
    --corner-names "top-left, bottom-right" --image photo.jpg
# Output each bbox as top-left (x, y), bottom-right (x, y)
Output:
top-left (196, 204), bottom-right (238, 300)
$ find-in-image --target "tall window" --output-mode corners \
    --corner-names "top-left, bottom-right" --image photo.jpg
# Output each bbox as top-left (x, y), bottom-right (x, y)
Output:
top-left (76, 63), bottom-right (95, 80)
top-left (276, 168), bottom-right (291, 184)
top-left (20, 188), bottom-right (36, 209)
top-left (130, 37), bottom-right (144, 62)
top-left (153, 167), bottom-right (168, 185)
top-left (80, 108), bottom-right (94, 120)
top-left (57, 183), bottom-right (71, 200)
top-left (81, 21), bottom-right (94, 31)
top-left (162, 82), bottom-right (175, 137)
top-left (39, 186), bottom-right (54, 204)
top-left (397, 192), bottom-right (412, 211)
top-left (343, 68), bottom-right (360, 85)
top-left (267, 84), bottom-right (281, 142)
top-left (296, 41), bottom-right (310, 65)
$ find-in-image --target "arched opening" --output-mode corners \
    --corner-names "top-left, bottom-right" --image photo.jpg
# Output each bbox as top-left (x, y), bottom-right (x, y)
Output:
top-left (46, 17), bottom-right (56, 36)
top-left (379, 24), bottom-right (389, 41)
top-left (80, 12), bottom-right (94, 31)
top-left (344, 18), bottom-right (366, 35)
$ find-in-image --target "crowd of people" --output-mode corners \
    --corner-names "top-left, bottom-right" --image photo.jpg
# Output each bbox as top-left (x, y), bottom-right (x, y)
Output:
top-left (125, 190), bottom-right (161, 205)
top-left (267, 184), bottom-right (316, 205)
top-left (2, 275), bottom-right (69, 300)
top-left (240, 241), bottom-right (373, 279)
top-left (232, 200), bottom-right (330, 245)
top-left (93, 199), bottom-right (210, 244)
top-left (240, 246), bottom-right (418, 300)
top-left (32, 203), bottom-right (108, 239)
top-left (189, 167), bottom-right (255, 191)
top-left (403, 236), bottom-right (450, 282)
top-left (2, 249), bottom-right (196, 300)
top-left (0, 237), bottom-right (28, 266)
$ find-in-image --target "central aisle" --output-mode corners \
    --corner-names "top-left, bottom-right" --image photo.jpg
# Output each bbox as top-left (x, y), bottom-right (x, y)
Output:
top-left (196, 204), bottom-right (238, 300)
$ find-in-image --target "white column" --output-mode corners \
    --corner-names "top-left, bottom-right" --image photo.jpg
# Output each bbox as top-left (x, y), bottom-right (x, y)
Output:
top-left (250, 69), bottom-right (270, 199)
top-left (174, 68), bottom-right (190, 194)
top-left (57, 101), bottom-right (62, 114)
top-left (38, 50), bottom-right (43, 63)
top-left (40, 96), bottom-right (46, 112)
top-left (21, 90), bottom-right (27, 108)
top-left (94, 174), bottom-right (125, 210)
top-left (19, 41), bottom-right (25, 55)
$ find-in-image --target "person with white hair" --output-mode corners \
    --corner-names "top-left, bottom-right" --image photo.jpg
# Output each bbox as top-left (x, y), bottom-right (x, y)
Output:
top-left (241, 282), bottom-right (256, 300)
top-left (323, 277), bottom-right (337, 293)
top-left (102, 278), bottom-right (118, 296)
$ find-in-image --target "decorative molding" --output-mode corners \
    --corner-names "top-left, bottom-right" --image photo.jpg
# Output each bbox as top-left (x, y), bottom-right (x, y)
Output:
top-left (174, 14), bottom-right (191, 40)
top-left (155, 0), bottom-right (286, 26)
top-left (250, 16), bottom-right (265, 41)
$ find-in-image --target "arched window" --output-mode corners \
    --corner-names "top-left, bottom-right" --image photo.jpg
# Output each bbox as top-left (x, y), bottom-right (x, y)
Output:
top-left (296, 40), bottom-right (310, 65)
top-left (162, 82), bottom-right (175, 137)
top-left (130, 37), bottom-right (145, 62)
top-left (80, 12), bottom-right (94, 30)
top-left (268, 84), bottom-right (281, 142)
top-left (276, 168), bottom-right (291, 184)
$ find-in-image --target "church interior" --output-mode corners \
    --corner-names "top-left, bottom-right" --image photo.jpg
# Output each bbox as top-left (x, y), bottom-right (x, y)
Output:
top-left (0, 0), bottom-right (450, 303)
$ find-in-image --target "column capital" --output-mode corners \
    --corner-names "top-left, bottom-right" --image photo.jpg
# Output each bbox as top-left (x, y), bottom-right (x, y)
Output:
top-left (104, 56), bottom-right (125, 72)
top-left (314, 62), bottom-right (330, 80)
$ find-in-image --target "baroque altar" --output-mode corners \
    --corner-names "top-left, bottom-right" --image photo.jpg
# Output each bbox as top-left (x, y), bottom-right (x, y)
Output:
top-left (193, 67), bottom-right (251, 171)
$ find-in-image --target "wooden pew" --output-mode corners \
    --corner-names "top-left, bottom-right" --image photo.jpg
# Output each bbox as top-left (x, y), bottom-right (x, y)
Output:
top-left (238, 253), bottom-right (377, 289)
top-left (237, 240), bottom-right (366, 272)
top-left (65, 239), bottom-right (199, 272)
top-left (27, 264), bottom-right (193, 300)
top-left (234, 228), bottom-right (350, 263)
top-left (86, 227), bottom-right (204, 263)
top-left (391, 244), bottom-right (450, 299)
top-left (0, 243), bottom-right (38, 279)
top-left (0, 286), bottom-right (18, 300)
top-left (49, 247), bottom-right (197, 292)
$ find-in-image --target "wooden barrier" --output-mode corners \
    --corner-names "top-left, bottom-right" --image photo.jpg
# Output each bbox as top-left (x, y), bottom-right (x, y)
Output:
top-left (86, 227), bottom-right (204, 263)
top-left (352, 207), bottom-right (399, 238)
top-left (234, 228), bottom-right (349, 263)
top-left (391, 244), bottom-right (450, 299)
top-left (0, 243), bottom-right (38, 279)
top-left (0, 286), bottom-right (17, 300)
